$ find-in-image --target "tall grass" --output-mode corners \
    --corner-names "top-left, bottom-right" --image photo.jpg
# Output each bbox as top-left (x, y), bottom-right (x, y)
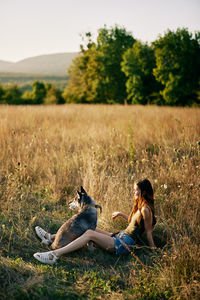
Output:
top-left (0, 104), bottom-right (199, 299)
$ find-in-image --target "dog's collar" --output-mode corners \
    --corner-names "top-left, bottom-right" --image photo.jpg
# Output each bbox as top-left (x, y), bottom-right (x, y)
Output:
top-left (85, 204), bottom-right (102, 213)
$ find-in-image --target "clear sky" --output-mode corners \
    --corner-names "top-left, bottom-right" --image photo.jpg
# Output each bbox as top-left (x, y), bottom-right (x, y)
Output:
top-left (0, 0), bottom-right (199, 62)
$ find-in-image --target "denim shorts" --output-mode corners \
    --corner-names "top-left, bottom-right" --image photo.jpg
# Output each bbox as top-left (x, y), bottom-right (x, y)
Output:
top-left (113, 231), bottom-right (136, 255)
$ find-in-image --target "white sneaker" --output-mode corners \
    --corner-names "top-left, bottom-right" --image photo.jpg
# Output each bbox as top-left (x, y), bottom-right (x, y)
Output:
top-left (35, 226), bottom-right (52, 245)
top-left (33, 251), bottom-right (58, 265)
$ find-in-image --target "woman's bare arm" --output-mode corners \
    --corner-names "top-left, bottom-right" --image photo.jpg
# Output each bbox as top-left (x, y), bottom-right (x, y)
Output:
top-left (112, 211), bottom-right (129, 221)
top-left (141, 206), bottom-right (155, 250)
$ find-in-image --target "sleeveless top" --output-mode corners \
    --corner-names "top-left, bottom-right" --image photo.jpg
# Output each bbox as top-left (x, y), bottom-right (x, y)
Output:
top-left (124, 209), bottom-right (145, 241)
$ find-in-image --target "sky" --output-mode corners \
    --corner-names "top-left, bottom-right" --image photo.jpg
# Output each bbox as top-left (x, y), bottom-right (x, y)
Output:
top-left (0, 0), bottom-right (199, 62)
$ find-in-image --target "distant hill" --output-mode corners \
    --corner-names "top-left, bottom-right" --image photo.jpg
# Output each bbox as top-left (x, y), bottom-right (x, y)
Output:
top-left (0, 60), bottom-right (14, 70)
top-left (0, 52), bottom-right (78, 75)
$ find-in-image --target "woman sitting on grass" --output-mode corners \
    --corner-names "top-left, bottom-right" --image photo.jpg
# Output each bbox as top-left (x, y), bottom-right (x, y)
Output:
top-left (33, 178), bottom-right (156, 265)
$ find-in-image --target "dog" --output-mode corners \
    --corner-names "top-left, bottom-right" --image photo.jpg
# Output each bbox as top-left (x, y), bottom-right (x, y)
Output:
top-left (51, 186), bottom-right (102, 250)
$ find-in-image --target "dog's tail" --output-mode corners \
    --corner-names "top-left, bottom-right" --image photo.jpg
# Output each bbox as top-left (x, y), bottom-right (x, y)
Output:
top-left (94, 204), bottom-right (102, 213)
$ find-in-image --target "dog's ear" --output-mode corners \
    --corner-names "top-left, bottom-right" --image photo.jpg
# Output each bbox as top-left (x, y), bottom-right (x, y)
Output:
top-left (77, 190), bottom-right (82, 198)
top-left (81, 186), bottom-right (87, 194)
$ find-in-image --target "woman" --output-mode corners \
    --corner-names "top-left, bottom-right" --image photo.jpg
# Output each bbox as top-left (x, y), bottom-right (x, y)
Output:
top-left (33, 178), bottom-right (156, 265)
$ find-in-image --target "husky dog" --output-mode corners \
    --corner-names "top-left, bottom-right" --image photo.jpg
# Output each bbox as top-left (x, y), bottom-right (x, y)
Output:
top-left (49, 186), bottom-right (102, 250)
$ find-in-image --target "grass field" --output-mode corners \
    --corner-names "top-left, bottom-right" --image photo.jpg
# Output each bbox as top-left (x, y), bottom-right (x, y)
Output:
top-left (0, 104), bottom-right (199, 299)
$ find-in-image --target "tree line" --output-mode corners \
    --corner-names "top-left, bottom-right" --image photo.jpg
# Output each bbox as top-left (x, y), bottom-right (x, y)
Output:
top-left (0, 81), bottom-right (65, 105)
top-left (0, 26), bottom-right (199, 106)
top-left (64, 26), bottom-right (200, 106)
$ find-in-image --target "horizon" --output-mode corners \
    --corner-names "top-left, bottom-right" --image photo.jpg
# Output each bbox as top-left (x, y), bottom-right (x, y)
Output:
top-left (0, 51), bottom-right (79, 64)
top-left (0, 0), bottom-right (199, 62)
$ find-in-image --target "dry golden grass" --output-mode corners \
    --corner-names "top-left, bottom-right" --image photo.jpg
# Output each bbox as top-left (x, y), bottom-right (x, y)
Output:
top-left (0, 104), bottom-right (200, 299)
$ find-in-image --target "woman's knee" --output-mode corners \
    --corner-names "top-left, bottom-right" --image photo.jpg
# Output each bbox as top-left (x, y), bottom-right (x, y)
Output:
top-left (84, 229), bottom-right (95, 239)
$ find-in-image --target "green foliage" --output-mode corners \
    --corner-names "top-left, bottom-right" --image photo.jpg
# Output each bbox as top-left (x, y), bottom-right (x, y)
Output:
top-left (44, 84), bottom-right (65, 105)
top-left (153, 28), bottom-right (200, 106)
top-left (62, 55), bottom-right (90, 103)
top-left (0, 81), bottom-right (65, 105)
top-left (94, 26), bottom-right (135, 103)
top-left (21, 90), bottom-right (35, 104)
top-left (63, 26), bottom-right (200, 106)
top-left (0, 84), bottom-right (6, 104)
top-left (63, 25), bottom-right (135, 103)
top-left (2, 84), bottom-right (22, 105)
top-left (31, 81), bottom-right (47, 104)
top-left (122, 41), bottom-right (160, 104)
top-left (1, 27), bottom-right (200, 106)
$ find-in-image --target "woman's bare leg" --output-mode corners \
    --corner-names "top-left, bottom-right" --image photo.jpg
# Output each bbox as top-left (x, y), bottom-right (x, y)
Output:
top-left (44, 227), bottom-right (111, 242)
top-left (46, 228), bottom-right (109, 243)
top-left (95, 228), bottom-right (111, 236)
top-left (53, 230), bottom-right (115, 257)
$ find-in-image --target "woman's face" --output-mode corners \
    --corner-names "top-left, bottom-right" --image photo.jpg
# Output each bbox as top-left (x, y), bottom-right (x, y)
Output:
top-left (133, 183), bottom-right (141, 201)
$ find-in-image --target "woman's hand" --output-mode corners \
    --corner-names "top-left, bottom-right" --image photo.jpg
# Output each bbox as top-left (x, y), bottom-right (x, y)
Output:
top-left (112, 211), bottom-right (121, 219)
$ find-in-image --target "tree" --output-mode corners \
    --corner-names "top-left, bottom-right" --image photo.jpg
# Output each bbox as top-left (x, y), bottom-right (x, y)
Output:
top-left (21, 90), bottom-right (35, 104)
top-left (62, 55), bottom-right (92, 103)
top-left (153, 28), bottom-right (200, 106)
top-left (121, 41), bottom-right (160, 104)
top-left (3, 85), bottom-right (22, 104)
top-left (0, 85), bottom-right (6, 104)
top-left (63, 25), bottom-right (135, 104)
top-left (93, 25), bottom-right (135, 103)
top-left (44, 83), bottom-right (65, 104)
top-left (31, 81), bottom-right (47, 104)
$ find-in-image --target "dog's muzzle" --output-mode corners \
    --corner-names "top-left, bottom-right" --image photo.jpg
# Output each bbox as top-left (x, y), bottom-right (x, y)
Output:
top-left (69, 200), bottom-right (79, 211)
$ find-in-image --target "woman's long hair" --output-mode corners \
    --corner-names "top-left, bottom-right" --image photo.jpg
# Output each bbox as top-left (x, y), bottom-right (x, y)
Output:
top-left (128, 178), bottom-right (156, 227)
